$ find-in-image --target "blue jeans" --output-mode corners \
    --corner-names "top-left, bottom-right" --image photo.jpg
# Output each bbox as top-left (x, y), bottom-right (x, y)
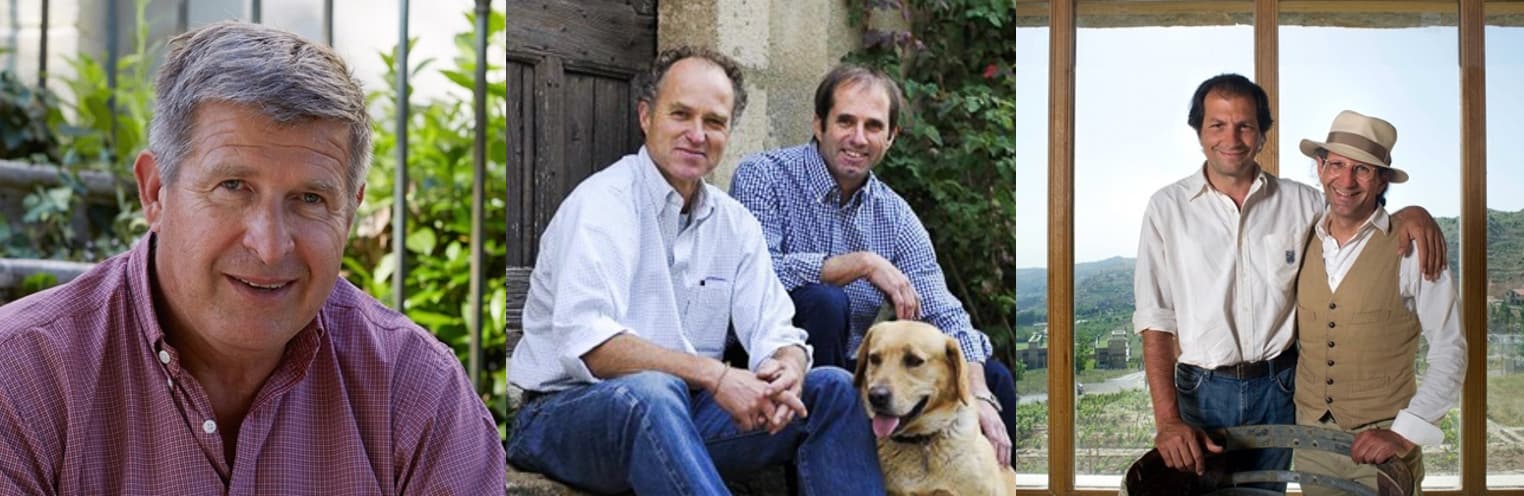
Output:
top-left (1175, 357), bottom-right (1297, 493)
top-left (788, 283), bottom-right (1018, 460)
top-left (506, 368), bottom-right (884, 495)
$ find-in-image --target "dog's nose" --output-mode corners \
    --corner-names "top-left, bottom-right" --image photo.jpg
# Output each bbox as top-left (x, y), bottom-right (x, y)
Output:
top-left (868, 386), bottom-right (892, 409)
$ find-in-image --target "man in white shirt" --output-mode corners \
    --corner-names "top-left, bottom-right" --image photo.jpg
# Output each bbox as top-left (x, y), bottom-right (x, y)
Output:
top-left (1133, 74), bottom-right (1445, 491)
top-left (1291, 110), bottom-right (1464, 495)
top-left (506, 47), bottom-right (884, 494)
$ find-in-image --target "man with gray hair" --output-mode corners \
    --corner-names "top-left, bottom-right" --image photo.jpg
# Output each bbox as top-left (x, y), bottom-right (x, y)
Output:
top-left (508, 46), bottom-right (884, 494)
top-left (0, 21), bottom-right (503, 494)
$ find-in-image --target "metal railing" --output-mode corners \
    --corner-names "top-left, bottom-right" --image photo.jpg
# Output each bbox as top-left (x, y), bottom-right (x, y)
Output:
top-left (10, 0), bottom-right (494, 394)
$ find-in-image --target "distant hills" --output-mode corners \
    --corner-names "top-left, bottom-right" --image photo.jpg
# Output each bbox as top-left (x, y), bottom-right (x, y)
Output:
top-left (1016, 207), bottom-right (1524, 317)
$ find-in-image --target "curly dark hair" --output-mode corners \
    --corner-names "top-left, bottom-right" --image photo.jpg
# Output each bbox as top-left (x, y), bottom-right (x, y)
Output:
top-left (1186, 73), bottom-right (1272, 137)
top-left (636, 46), bottom-right (747, 123)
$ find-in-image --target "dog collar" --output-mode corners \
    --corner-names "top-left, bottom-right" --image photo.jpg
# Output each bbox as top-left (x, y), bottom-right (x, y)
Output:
top-left (889, 431), bottom-right (939, 445)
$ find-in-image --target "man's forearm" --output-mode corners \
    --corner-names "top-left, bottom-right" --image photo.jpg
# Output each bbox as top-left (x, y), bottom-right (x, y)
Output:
top-left (772, 344), bottom-right (809, 372)
top-left (821, 252), bottom-right (872, 286)
top-left (1142, 330), bottom-right (1183, 426)
top-left (967, 361), bottom-right (991, 396)
top-left (583, 334), bottom-right (725, 390)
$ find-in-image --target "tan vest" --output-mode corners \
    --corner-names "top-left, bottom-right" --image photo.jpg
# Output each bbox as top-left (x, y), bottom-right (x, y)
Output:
top-left (1295, 224), bottom-right (1420, 430)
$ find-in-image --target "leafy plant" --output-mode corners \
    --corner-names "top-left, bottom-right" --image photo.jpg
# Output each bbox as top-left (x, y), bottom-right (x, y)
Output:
top-left (0, 0), bottom-right (156, 262)
top-left (0, 70), bottom-right (62, 162)
top-left (341, 8), bottom-right (509, 438)
top-left (846, 0), bottom-right (1017, 363)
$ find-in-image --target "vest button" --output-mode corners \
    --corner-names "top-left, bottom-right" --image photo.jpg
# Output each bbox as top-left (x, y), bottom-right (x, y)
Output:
top-left (1325, 397), bottom-right (1334, 404)
top-left (1328, 321), bottom-right (1336, 328)
top-left (1327, 360), bottom-right (1335, 367)
top-left (1328, 341), bottom-right (1335, 348)
top-left (1326, 378), bottom-right (1334, 385)
top-left (1329, 302), bottom-right (1337, 310)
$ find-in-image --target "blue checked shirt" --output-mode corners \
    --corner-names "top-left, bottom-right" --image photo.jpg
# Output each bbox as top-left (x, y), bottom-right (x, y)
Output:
top-left (730, 142), bottom-right (993, 364)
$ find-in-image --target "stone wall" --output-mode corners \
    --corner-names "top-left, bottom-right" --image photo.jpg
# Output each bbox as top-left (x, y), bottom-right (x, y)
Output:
top-left (659, 0), bottom-right (859, 190)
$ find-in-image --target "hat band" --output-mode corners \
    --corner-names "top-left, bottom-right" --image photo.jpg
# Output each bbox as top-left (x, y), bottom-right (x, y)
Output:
top-left (1326, 131), bottom-right (1391, 165)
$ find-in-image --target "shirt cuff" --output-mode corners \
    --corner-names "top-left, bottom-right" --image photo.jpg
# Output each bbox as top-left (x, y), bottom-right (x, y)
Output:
top-left (749, 330), bottom-right (814, 373)
top-left (557, 315), bottom-right (631, 384)
top-left (1133, 310), bottom-right (1177, 335)
top-left (1391, 409), bottom-right (1444, 447)
top-left (954, 329), bottom-right (993, 364)
top-left (780, 253), bottom-right (826, 290)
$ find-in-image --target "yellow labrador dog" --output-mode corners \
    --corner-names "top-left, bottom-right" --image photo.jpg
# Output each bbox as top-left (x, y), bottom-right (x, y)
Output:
top-left (853, 321), bottom-right (1017, 495)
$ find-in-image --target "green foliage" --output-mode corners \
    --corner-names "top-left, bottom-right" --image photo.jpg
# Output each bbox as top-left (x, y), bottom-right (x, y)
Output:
top-left (0, 71), bottom-right (62, 162)
top-left (54, 0), bottom-right (157, 177)
top-left (19, 272), bottom-right (59, 295)
top-left (341, 8), bottom-right (509, 438)
top-left (846, 0), bottom-right (1017, 363)
top-left (0, 0), bottom-right (155, 262)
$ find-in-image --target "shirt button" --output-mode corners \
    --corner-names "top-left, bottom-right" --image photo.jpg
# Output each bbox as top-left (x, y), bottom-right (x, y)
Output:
top-left (202, 420), bottom-right (217, 434)
top-left (157, 350), bottom-right (170, 364)
top-left (1327, 322), bottom-right (1336, 328)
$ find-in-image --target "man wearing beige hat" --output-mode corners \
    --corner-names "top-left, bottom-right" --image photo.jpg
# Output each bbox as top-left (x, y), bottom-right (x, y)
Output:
top-left (1134, 75), bottom-right (1447, 493)
top-left (1291, 110), bottom-right (1466, 495)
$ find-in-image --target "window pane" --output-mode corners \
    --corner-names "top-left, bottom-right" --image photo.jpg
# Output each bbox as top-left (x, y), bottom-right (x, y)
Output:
top-left (1072, 8), bottom-right (1253, 489)
top-left (1015, 18), bottom-right (1050, 488)
top-left (1281, 6), bottom-right (1462, 491)
top-left (1485, 3), bottom-right (1524, 489)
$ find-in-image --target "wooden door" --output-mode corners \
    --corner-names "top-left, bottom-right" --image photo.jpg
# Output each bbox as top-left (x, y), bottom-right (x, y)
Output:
top-left (507, 0), bottom-right (656, 339)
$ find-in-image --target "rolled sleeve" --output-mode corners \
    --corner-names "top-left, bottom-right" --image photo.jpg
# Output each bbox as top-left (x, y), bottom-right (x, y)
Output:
top-left (1391, 409), bottom-right (1444, 447)
top-left (556, 316), bottom-right (631, 384)
top-left (1132, 197), bottom-right (1177, 335)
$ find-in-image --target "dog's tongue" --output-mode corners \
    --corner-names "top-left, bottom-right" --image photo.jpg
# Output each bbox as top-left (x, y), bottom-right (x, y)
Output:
top-left (871, 415), bottom-right (900, 439)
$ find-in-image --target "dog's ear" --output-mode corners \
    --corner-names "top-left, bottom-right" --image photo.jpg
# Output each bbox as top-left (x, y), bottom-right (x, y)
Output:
top-left (853, 325), bottom-right (877, 388)
top-left (945, 335), bottom-right (971, 405)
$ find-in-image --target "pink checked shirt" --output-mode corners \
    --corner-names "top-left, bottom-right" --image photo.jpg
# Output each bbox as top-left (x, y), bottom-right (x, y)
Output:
top-left (0, 236), bottom-right (505, 495)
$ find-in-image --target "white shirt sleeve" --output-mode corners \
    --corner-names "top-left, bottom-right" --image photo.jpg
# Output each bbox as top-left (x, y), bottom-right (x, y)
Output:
top-left (729, 212), bottom-right (812, 372)
top-left (539, 196), bottom-right (642, 384)
top-left (1391, 244), bottom-right (1467, 446)
top-left (1134, 195), bottom-right (1177, 335)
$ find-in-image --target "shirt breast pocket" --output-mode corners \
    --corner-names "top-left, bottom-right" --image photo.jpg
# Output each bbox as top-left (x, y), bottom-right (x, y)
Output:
top-left (1260, 232), bottom-right (1304, 289)
top-left (684, 279), bottom-right (733, 353)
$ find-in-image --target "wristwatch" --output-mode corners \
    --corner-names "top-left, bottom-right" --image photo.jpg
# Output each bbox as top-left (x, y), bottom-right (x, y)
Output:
top-left (974, 392), bottom-right (1001, 413)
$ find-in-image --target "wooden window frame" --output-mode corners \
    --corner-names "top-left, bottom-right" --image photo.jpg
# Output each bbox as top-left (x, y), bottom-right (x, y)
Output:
top-left (1020, 0), bottom-right (1514, 493)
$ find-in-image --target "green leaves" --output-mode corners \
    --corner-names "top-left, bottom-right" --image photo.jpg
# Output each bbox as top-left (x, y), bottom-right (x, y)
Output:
top-left (341, 7), bottom-right (509, 438)
top-left (848, 0), bottom-right (1017, 364)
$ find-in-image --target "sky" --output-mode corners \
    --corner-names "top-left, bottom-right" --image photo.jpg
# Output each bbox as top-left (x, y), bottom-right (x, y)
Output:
top-left (1016, 24), bottom-right (1524, 269)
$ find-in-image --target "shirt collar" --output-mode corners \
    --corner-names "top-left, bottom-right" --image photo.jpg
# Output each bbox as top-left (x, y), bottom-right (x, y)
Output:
top-left (1186, 162), bottom-right (1269, 202)
top-left (635, 146), bottom-right (715, 221)
top-left (805, 140), bottom-right (876, 208)
top-left (1316, 206), bottom-right (1390, 241)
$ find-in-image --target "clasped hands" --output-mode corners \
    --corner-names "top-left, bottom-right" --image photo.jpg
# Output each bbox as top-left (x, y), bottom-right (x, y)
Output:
top-left (709, 357), bottom-right (808, 435)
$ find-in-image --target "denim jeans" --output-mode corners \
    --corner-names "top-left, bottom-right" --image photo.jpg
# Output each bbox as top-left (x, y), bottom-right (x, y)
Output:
top-left (506, 368), bottom-right (884, 495)
top-left (1175, 357), bottom-right (1297, 493)
top-left (786, 282), bottom-right (1018, 457)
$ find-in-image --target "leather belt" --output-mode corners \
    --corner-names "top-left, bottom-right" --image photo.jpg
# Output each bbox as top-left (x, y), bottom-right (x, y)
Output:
top-left (521, 390), bottom-right (549, 404)
top-left (1185, 349), bottom-right (1298, 380)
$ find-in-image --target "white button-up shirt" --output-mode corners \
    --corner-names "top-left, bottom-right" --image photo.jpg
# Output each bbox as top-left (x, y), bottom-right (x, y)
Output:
top-left (1133, 167), bottom-right (1324, 368)
top-left (510, 147), bottom-right (811, 392)
top-left (1312, 207), bottom-right (1465, 446)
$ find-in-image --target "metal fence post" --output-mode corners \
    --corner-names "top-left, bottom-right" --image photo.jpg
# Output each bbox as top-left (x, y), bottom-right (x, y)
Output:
top-left (392, 0), bottom-right (409, 311)
top-left (37, 0), bottom-right (48, 88)
top-left (467, 0), bottom-right (489, 392)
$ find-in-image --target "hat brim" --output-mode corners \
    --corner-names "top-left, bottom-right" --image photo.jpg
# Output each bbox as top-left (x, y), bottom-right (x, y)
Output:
top-left (1300, 138), bottom-right (1408, 183)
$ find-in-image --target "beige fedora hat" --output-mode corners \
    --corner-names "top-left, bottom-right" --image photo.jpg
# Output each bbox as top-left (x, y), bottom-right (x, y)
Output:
top-left (1299, 110), bottom-right (1407, 183)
